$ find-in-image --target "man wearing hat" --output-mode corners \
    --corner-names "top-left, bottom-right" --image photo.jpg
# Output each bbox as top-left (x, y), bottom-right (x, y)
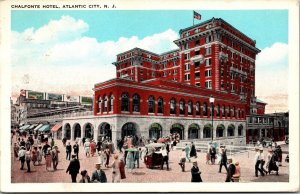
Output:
top-left (91, 163), bottom-right (107, 183)
top-left (219, 147), bottom-right (228, 173)
top-left (191, 160), bottom-right (202, 182)
top-left (18, 146), bottom-right (26, 170)
top-left (254, 147), bottom-right (264, 177)
top-left (66, 155), bottom-right (80, 183)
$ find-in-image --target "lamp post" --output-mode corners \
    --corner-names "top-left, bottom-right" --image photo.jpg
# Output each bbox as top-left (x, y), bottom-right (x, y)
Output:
top-left (209, 95), bottom-right (215, 142)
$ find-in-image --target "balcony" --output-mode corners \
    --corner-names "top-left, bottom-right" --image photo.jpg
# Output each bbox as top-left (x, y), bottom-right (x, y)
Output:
top-left (230, 67), bottom-right (247, 77)
top-left (191, 54), bottom-right (205, 63)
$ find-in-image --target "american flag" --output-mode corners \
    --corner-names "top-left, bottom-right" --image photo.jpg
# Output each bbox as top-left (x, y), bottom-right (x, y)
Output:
top-left (194, 11), bottom-right (201, 20)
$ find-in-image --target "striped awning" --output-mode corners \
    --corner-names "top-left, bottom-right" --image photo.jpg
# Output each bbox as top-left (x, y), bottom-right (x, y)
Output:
top-left (34, 124), bottom-right (43, 131)
top-left (51, 123), bottom-right (62, 132)
top-left (19, 124), bottom-right (30, 130)
top-left (38, 124), bottom-right (50, 132)
top-left (28, 124), bottom-right (38, 130)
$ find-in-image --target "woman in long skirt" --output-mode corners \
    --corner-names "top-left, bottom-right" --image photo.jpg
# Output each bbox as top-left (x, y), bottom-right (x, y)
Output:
top-left (37, 146), bottom-right (43, 165)
top-left (45, 148), bottom-right (52, 171)
top-left (126, 151), bottom-right (135, 173)
top-left (31, 146), bottom-right (38, 166)
top-left (98, 149), bottom-right (105, 166)
top-left (105, 148), bottom-right (110, 167)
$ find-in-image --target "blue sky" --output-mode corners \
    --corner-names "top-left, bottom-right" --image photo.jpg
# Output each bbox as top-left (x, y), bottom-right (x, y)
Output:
top-left (12, 10), bottom-right (288, 49)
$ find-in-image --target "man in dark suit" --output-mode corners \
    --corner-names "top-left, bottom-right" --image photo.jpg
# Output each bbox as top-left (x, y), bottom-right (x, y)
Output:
top-left (225, 158), bottom-right (235, 182)
top-left (66, 142), bottom-right (72, 160)
top-left (73, 142), bottom-right (79, 159)
top-left (66, 155), bottom-right (80, 183)
top-left (91, 163), bottom-right (107, 183)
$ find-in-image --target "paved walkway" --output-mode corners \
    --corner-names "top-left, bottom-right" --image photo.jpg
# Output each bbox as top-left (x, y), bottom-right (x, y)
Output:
top-left (11, 138), bottom-right (289, 183)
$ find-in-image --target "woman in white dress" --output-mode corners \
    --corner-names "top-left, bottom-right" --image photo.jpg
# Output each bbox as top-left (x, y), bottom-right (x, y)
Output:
top-left (98, 149), bottom-right (105, 166)
top-left (84, 139), bottom-right (90, 157)
top-left (110, 154), bottom-right (120, 183)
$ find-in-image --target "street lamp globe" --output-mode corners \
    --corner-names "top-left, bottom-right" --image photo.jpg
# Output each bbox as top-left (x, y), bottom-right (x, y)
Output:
top-left (209, 95), bottom-right (215, 104)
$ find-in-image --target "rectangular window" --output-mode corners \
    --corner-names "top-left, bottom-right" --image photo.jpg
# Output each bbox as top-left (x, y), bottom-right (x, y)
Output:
top-left (173, 69), bottom-right (177, 75)
top-left (195, 83), bottom-right (200, 86)
top-left (195, 72), bottom-right (200, 78)
top-left (195, 50), bottom-right (200, 56)
top-left (205, 58), bottom-right (212, 66)
top-left (206, 36), bottom-right (212, 43)
top-left (184, 53), bottom-right (190, 60)
top-left (205, 81), bottom-right (212, 89)
top-left (184, 43), bottom-right (189, 50)
top-left (205, 70), bottom-right (212, 77)
top-left (221, 70), bottom-right (224, 77)
top-left (173, 61), bottom-right (177, 67)
top-left (195, 40), bottom-right (200, 46)
top-left (185, 63), bottom-right (190, 71)
top-left (194, 61), bottom-right (200, 68)
top-left (205, 47), bottom-right (212, 55)
top-left (184, 74), bottom-right (190, 81)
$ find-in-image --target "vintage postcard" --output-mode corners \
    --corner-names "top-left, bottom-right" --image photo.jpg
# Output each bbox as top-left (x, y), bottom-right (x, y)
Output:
top-left (0, 0), bottom-right (299, 192)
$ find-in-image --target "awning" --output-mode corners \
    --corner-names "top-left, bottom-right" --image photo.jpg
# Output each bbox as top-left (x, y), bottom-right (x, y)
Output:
top-left (28, 124), bottom-right (38, 130)
top-left (38, 124), bottom-right (50, 132)
top-left (19, 124), bottom-right (30, 130)
top-left (51, 123), bottom-right (62, 132)
top-left (33, 124), bottom-right (43, 131)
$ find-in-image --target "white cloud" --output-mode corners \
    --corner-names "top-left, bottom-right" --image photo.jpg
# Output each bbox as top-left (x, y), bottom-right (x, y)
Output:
top-left (11, 15), bottom-right (179, 99)
top-left (255, 42), bottom-right (289, 113)
top-left (256, 42), bottom-right (288, 70)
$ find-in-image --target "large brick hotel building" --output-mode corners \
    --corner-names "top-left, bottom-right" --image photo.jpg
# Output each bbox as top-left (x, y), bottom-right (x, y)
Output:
top-left (62, 17), bottom-right (268, 145)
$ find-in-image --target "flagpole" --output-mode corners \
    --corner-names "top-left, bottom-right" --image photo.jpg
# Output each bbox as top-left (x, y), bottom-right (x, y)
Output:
top-left (193, 11), bottom-right (194, 26)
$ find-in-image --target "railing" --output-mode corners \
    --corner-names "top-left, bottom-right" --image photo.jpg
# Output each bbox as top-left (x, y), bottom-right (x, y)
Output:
top-left (25, 111), bottom-right (94, 123)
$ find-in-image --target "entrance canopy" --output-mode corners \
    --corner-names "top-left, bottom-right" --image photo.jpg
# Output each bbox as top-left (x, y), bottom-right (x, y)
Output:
top-left (19, 124), bottom-right (30, 131)
top-left (51, 123), bottom-right (62, 132)
top-left (171, 123), bottom-right (184, 130)
top-left (38, 124), bottom-right (50, 132)
top-left (33, 124), bottom-right (43, 131)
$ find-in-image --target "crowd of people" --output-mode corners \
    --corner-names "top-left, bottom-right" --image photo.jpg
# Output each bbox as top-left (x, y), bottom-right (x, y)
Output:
top-left (11, 129), bottom-right (285, 183)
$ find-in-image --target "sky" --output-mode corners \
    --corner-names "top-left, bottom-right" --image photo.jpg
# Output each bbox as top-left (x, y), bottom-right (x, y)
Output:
top-left (11, 10), bottom-right (288, 113)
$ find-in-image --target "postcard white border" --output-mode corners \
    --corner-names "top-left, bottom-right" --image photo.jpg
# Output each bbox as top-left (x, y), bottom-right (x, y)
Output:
top-left (0, 0), bottom-right (299, 192)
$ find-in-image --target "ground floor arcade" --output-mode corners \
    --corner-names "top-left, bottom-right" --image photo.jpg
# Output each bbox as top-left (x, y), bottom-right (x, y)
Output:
top-left (61, 115), bottom-right (246, 145)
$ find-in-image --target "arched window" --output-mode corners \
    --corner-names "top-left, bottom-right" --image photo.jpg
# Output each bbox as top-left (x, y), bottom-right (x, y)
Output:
top-left (103, 96), bottom-right (108, 112)
top-left (158, 97), bottom-right (164, 114)
top-left (203, 102), bottom-right (208, 116)
top-left (203, 124), bottom-right (212, 138)
top-left (179, 99), bottom-right (185, 115)
top-left (121, 92), bottom-right (129, 111)
top-left (148, 96), bottom-right (155, 113)
top-left (216, 124), bottom-right (225, 137)
top-left (188, 100), bottom-right (193, 115)
top-left (170, 98), bottom-right (176, 114)
top-left (222, 105), bottom-right (225, 117)
top-left (227, 105), bottom-right (231, 117)
top-left (238, 124), bottom-right (243, 136)
top-left (216, 104), bottom-right (220, 117)
top-left (227, 124), bottom-right (235, 136)
top-left (196, 102), bottom-right (200, 116)
top-left (132, 94), bottom-right (140, 112)
top-left (97, 96), bottom-right (102, 113)
top-left (109, 95), bottom-right (114, 112)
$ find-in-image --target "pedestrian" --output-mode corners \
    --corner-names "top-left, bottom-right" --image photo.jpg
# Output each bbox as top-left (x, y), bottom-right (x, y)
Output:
top-left (185, 144), bottom-right (191, 162)
top-left (13, 143), bottom-right (19, 160)
top-left (126, 150), bottom-right (135, 173)
top-left (159, 146), bottom-right (169, 170)
top-left (104, 148), bottom-right (111, 167)
top-left (190, 142), bottom-right (197, 158)
top-left (18, 146), bottom-right (26, 170)
top-left (66, 142), bottom-right (72, 160)
top-left (268, 149), bottom-right (279, 175)
top-left (45, 147), bottom-right (52, 171)
top-left (275, 145), bottom-right (282, 166)
top-left (209, 145), bottom-right (216, 164)
top-left (31, 146), bottom-right (38, 166)
top-left (50, 138), bottom-right (55, 148)
top-left (119, 157), bottom-right (126, 180)
top-left (51, 146), bottom-right (60, 170)
top-left (66, 154), bottom-right (81, 183)
top-left (225, 158), bottom-right (235, 182)
top-left (260, 148), bottom-right (268, 175)
top-left (62, 137), bottom-right (67, 147)
top-left (90, 140), bottom-right (96, 157)
top-left (232, 162), bottom-right (241, 182)
top-left (42, 141), bottom-right (51, 158)
top-left (79, 170), bottom-right (91, 183)
top-left (254, 147), bottom-right (264, 177)
top-left (111, 154), bottom-right (121, 183)
top-left (191, 161), bottom-right (202, 182)
top-left (219, 147), bottom-right (228, 173)
top-left (25, 147), bottom-right (31, 172)
top-left (91, 163), bottom-right (107, 183)
top-left (178, 149), bottom-right (186, 172)
top-left (205, 152), bottom-right (210, 165)
top-left (73, 141), bottom-right (79, 159)
top-left (82, 137), bottom-right (86, 147)
top-left (96, 140), bottom-right (102, 153)
top-left (134, 147), bottom-right (140, 168)
top-left (98, 148), bottom-right (105, 166)
top-left (37, 146), bottom-right (43, 165)
top-left (84, 139), bottom-right (90, 157)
